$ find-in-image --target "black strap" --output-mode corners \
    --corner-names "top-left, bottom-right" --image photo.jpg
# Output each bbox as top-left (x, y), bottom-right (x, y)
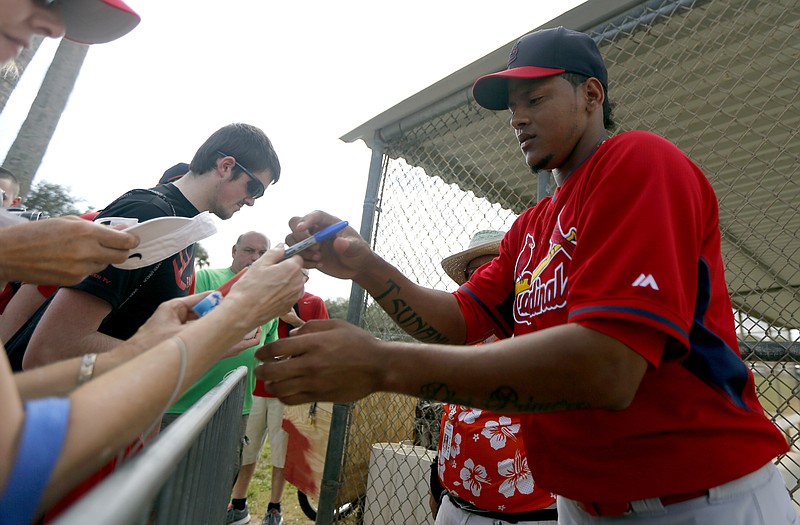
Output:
top-left (447, 493), bottom-right (558, 523)
top-left (100, 188), bottom-right (176, 217)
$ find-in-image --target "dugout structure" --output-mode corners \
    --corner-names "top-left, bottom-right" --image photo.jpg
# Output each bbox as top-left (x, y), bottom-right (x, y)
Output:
top-left (313, 1), bottom-right (800, 522)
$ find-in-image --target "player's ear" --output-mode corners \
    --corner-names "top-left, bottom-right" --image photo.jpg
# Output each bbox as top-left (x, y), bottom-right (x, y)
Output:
top-left (584, 77), bottom-right (605, 113)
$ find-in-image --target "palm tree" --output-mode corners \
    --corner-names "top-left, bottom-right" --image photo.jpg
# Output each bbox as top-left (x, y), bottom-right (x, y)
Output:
top-left (0, 35), bottom-right (44, 113)
top-left (3, 39), bottom-right (89, 197)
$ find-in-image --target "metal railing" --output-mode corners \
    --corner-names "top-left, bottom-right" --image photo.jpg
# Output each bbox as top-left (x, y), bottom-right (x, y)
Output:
top-left (53, 366), bottom-right (247, 525)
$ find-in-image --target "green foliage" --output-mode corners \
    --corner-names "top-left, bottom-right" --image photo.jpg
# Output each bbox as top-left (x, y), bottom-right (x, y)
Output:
top-left (195, 243), bottom-right (210, 269)
top-left (23, 181), bottom-right (86, 216)
top-left (324, 297), bottom-right (349, 320)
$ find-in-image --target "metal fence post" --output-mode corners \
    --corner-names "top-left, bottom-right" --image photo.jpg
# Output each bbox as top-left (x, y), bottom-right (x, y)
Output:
top-left (315, 133), bottom-right (386, 525)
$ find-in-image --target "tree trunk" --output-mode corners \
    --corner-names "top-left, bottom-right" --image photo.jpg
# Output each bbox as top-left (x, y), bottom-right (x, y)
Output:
top-left (4, 39), bottom-right (89, 197)
top-left (0, 35), bottom-right (45, 114)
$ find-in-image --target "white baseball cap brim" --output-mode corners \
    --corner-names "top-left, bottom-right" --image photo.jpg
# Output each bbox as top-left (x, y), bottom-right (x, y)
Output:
top-left (61, 0), bottom-right (140, 45)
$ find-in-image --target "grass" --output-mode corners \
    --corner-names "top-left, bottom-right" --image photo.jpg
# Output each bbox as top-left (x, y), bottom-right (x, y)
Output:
top-left (246, 441), bottom-right (314, 525)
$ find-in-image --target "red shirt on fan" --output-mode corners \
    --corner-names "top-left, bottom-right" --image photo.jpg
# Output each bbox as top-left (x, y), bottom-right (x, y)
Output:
top-left (454, 131), bottom-right (787, 503)
top-left (253, 292), bottom-right (329, 397)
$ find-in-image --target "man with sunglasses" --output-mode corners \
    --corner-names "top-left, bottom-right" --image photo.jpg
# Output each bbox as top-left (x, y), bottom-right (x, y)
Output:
top-left (23, 122), bottom-right (280, 368)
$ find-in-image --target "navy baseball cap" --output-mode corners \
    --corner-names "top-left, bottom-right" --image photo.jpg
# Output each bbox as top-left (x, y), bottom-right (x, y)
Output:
top-left (472, 27), bottom-right (608, 111)
top-left (159, 162), bottom-right (189, 185)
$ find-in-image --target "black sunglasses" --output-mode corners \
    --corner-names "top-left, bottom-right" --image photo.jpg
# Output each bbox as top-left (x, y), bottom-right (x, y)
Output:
top-left (217, 151), bottom-right (265, 199)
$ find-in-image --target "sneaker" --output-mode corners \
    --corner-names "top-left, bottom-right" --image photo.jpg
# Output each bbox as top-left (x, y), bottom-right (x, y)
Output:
top-left (261, 508), bottom-right (282, 525)
top-left (226, 504), bottom-right (251, 525)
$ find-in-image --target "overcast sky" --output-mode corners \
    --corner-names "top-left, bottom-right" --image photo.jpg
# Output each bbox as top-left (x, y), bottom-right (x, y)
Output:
top-left (0, 0), bottom-right (584, 300)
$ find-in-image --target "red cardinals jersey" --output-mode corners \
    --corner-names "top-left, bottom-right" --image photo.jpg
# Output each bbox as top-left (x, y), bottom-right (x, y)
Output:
top-left (454, 131), bottom-right (787, 502)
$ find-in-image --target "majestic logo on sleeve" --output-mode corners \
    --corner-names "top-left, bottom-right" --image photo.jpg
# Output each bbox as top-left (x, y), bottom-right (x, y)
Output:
top-left (632, 273), bottom-right (659, 290)
top-left (513, 211), bottom-right (576, 325)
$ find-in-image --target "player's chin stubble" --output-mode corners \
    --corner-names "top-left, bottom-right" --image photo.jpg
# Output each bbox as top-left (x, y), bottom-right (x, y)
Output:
top-left (529, 153), bottom-right (554, 174)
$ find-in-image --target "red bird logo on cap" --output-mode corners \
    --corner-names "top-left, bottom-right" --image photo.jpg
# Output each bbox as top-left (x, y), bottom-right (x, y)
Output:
top-left (508, 42), bottom-right (519, 67)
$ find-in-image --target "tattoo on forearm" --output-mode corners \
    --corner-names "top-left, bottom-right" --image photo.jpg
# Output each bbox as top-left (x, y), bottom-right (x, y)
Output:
top-left (419, 383), bottom-right (467, 405)
top-left (485, 386), bottom-right (591, 412)
top-left (374, 279), bottom-right (401, 301)
top-left (418, 383), bottom-right (591, 413)
top-left (375, 279), bottom-right (449, 344)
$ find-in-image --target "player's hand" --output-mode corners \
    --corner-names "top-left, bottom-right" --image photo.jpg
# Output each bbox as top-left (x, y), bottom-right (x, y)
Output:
top-left (286, 211), bottom-right (376, 280)
top-left (0, 217), bottom-right (139, 285)
top-left (254, 319), bottom-right (384, 405)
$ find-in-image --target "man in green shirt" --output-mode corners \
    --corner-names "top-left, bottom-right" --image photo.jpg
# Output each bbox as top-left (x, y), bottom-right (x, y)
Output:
top-left (161, 231), bottom-right (278, 484)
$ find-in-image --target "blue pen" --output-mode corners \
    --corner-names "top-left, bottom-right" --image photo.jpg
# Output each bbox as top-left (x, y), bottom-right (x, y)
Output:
top-left (192, 220), bottom-right (349, 318)
top-left (282, 220), bottom-right (348, 260)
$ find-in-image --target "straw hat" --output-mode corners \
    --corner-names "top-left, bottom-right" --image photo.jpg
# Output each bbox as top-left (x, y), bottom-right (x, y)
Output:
top-left (441, 230), bottom-right (505, 285)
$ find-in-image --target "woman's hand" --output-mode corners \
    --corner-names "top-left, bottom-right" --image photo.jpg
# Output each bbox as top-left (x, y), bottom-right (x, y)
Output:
top-left (125, 292), bottom-right (212, 357)
top-left (223, 248), bottom-right (306, 330)
top-left (0, 217), bottom-right (139, 285)
top-left (218, 326), bottom-right (263, 360)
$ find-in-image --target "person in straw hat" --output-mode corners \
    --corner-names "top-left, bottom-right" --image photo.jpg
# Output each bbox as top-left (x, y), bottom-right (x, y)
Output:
top-left (432, 230), bottom-right (558, 524)
top-left (441, 230), bottom-right (505, 287)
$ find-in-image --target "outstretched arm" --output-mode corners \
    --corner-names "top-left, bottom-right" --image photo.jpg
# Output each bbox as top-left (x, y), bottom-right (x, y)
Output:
top-left (287, 211), bottom-right (466, 344)
top-left (1, 248), bottom-right (306, 515)
top-left (257, 319), bottom-right (648, 413)
top-left (23, 288), bottom-right (121, 369)
top-left (0, 217), bottom-right (137, 286)
top-left (14, 290), bottom-right (213, 400)
top-left (0, 284), bottom-right (47, 343)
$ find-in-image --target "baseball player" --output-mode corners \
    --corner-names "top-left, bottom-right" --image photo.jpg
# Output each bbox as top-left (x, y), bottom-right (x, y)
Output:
top-left (259, 27), bottom-right (796, 524)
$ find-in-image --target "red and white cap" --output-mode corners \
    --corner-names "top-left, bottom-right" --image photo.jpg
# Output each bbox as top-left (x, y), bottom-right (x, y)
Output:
top-left (61, 0), bottom-right (140, 44)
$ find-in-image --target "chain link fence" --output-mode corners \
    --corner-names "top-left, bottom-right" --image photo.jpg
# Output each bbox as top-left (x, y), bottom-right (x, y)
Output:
top-left (319, 0), bottom-right (800, 522)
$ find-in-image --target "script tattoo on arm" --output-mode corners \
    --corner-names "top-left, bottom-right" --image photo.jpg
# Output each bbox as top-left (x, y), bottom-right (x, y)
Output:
top-left (419, 383), bottom-right (470, 406)
top-left (374, 279), bottom-right (450, 344)
top-left (418, 384), bottom-right (592, 413)
top-left (485, 386), bottom-right (592, 412)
